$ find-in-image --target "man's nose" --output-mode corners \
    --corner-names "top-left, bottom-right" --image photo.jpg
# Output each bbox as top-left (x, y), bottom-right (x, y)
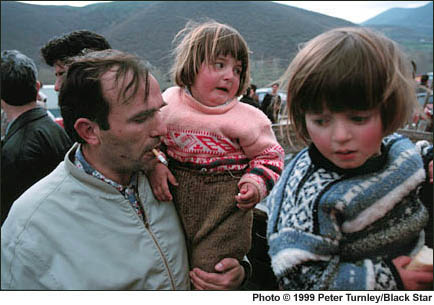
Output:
top-left (54, 78), bottom-right (62, 92)
top-left (151, 113), bottom-right (167, 137)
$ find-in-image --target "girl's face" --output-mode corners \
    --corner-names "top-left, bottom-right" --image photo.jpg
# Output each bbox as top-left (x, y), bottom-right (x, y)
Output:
top-left (190, 54), bottom-right (241, 107)
top-left (305, 107), bottom-right (384, 169)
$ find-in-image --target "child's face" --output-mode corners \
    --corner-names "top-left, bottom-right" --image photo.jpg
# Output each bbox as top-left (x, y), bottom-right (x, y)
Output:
top-left (190, 55), bottom-right (241, 107)
top-left (305, 107), bottom-right (383, 169)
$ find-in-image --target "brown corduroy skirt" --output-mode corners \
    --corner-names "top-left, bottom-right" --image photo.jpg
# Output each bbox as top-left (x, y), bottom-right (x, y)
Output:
top-left (169, 163), bottom-right (253, 273)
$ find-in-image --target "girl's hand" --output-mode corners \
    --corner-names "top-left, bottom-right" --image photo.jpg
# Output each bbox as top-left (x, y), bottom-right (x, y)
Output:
top-left (148, 163), bottom-right (178, 201)
top-left (235, 183), bottom-right (260, 210)
top-left (393, 256), bottom-right (433, 290)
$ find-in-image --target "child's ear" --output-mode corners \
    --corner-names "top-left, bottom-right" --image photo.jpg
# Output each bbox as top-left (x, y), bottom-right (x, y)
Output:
top-left (74, 118), bottom-right (101, 145)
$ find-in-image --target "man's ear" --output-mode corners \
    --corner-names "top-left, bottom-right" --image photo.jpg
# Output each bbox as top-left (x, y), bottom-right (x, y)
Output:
top-left (74, 118), bottom-right (101, 145)
top-left (35, 81), bottom-right (41, 101)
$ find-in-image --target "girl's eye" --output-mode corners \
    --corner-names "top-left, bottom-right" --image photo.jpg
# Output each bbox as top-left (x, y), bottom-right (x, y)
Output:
top-left (314, 119), bottom-right (324, 126)
top-left (313, 118), bottom-right (328, 126)
top-left (215, 62), bottom-right (224, 69)
top-left (351, 116), bottom-right (369, 123)
top-left (234, 67), bottom-right (242, 75)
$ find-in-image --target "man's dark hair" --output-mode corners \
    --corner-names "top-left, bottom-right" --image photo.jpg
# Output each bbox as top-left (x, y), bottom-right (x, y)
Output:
top-left (250, 84), bottom-right (257, 92)
top-left (41, 30), bottom-right (111, 66)
top-left (1, 50), bottom-right (38, 106)
top-left (59, 50), bottom-right (150, 143)
top-left (245, 87), bottom-right (252, 96)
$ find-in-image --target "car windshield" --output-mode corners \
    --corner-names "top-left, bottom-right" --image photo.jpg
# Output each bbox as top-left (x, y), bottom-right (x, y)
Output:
top-left (39, 85), bottom-right (60, 118)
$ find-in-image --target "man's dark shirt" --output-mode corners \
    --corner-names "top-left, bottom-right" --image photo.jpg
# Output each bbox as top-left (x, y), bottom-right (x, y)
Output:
top-left (1, 107), bottom-right (72, 224)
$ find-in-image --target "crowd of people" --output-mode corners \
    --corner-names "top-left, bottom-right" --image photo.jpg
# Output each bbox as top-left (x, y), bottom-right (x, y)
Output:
top-left (1, 21), bottom-right (433, 291)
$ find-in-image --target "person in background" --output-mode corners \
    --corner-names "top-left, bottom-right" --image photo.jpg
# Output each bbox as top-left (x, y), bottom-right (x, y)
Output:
top-left (240, 86), bottom-right (259, 108)
top-left (260, 82), bottom-right (281, 123)
top-left (417, 74), bottom-right (430, 93)
top-left (1, 49), bottom-right (247, 290)
top-left (1, 50), bottom-right (72, 225)
top-left (266, 27), bottom-right (433, 290)
top-left (250, 84), bottom-right (259, 104)
top-left (147, 20), bottom-right (284, 287)
top-left (41, 29), bottom-right (111, 92)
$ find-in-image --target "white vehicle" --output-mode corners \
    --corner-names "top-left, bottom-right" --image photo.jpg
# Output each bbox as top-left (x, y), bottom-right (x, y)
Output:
top-left (39, 84), bottom-right (64, 127)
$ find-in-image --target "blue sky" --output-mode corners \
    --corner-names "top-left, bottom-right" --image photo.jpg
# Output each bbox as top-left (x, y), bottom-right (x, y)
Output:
top-left (18, 1), bottom-right (431, 23)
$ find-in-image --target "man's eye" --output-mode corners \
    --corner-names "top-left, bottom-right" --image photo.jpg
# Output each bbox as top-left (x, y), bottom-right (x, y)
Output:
top-left (134, 118), bottom-right (147, 123)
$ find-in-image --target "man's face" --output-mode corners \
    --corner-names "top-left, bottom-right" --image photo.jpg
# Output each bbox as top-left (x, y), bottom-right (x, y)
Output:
top-left (271, 84), bottom-right (279, 94)
top-left (54, 61), bottom-right (67, 92)
top-left (97, 71), bottom-right (167, 184)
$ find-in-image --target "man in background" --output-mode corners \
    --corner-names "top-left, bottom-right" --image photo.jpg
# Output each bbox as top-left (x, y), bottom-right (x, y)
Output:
top-left (260, 82), bottom-right (281, 123)
top-left (41, 29), bottom-right (111, 91)
top-left (1, 50), bottom-right (72, 224)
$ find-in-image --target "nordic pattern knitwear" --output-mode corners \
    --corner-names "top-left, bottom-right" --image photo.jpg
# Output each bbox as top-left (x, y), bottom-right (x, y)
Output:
top-left (162, 86), bottom-right (284, 201)
top-left (169, 161), bottom-right (253, 272)
top-left (266, 133), bottom-right (428, 290)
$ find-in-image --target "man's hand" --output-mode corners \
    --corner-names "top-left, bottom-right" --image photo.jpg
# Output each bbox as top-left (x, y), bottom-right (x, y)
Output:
top-left (148, 163), bottom-right (178, 201)
top-left (189, 258), bottom-right (245, 290)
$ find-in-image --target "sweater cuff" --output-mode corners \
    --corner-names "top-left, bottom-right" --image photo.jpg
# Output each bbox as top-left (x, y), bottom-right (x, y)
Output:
top-left (385, 259), bottom-right (405, 290)
top-left (239, 174), bottom-right (268, 201)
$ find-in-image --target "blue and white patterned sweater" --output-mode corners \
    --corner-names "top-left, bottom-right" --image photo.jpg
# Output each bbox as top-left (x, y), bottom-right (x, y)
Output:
top-left (266, 134), bottom-right (429, 290)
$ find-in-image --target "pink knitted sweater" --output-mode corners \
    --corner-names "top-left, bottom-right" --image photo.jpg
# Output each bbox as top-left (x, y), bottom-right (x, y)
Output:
top-left (161, 87), bottom-right (284, 200)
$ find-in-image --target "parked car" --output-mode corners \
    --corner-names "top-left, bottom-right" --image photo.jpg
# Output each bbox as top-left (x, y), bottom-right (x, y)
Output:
top-left (39, 84), bottom-right (64, 127)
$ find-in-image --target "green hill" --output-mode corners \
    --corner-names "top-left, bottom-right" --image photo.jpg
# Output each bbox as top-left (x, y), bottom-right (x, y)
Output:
top-left (1, 1), bottom-right (432, 86)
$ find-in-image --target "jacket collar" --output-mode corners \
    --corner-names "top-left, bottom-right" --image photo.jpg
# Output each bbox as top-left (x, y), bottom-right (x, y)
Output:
top-left (64, 143), bottom-right (145, 199)
top-left (3, 107), bottom-right (48, 143)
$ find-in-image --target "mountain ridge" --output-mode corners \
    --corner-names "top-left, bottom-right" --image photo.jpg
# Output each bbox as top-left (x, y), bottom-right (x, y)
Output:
top-left (1, 1), bottom-right (432, 86)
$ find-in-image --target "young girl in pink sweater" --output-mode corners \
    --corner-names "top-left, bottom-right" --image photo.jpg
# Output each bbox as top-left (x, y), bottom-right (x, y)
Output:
top-left (148, 20), bottom-right (284, 275)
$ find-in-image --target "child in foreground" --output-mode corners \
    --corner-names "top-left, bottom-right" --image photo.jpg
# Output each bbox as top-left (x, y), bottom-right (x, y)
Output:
top-left (148, 20), bottom-right (284, 275)
top-left (266, 27), bottom-right (433, 290)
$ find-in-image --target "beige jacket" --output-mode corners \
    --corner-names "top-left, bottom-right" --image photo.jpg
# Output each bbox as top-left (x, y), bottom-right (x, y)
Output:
top-left (1, 143), bottom-right (190, 290)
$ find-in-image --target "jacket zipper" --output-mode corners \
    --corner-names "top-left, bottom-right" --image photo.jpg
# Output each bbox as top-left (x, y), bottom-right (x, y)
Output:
top-left (136, 194), bottom-right (177, 290)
